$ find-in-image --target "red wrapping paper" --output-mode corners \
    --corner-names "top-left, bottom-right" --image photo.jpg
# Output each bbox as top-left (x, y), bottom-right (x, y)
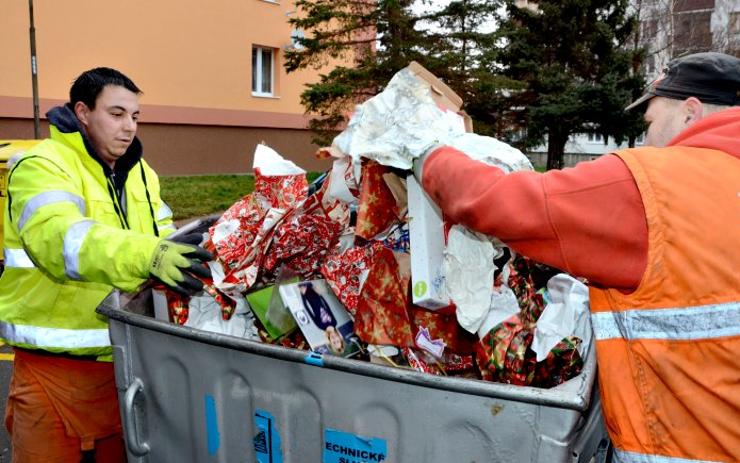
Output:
top-left (320, 241), bottom-right (385, 316)
top-left (475, 256), bottom-right (584, 387)
top-left (354, 247), bottom-right (414, 347)
top-left (253, 168), bottom-right (308, 210)
top-left (355, 160), bottom-right (400, 239)
top-left (167, 292), bottom-right (189, 325)
top-left (208, 169), bottom-right (303, 291)
top-left (263, 184), bottom-right (347, 280)
top-left (409, 306), bottom-right (475, 355)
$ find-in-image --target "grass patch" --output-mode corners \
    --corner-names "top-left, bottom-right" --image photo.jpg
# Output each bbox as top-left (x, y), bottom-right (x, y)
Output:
top-left (160, 172), bottom-right (325, 221)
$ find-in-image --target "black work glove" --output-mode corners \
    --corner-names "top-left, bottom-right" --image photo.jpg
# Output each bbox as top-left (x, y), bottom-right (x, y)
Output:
top-left (167, 231), bottom-right (205, 246)
top-left (149, 241), bottom-right (213, 296)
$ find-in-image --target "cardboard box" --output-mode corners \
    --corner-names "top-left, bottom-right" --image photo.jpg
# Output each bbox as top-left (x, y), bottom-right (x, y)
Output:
top-left (405, 61), bottom-right (473, 132)
top-left (407, 174), bottom-right (450, 310)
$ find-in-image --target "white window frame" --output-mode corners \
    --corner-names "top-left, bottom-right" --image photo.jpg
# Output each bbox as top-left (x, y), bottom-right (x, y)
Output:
top-left (587, 133), bottom-right (604, 143)
top-left (252, 46), bottom-right (274, 97)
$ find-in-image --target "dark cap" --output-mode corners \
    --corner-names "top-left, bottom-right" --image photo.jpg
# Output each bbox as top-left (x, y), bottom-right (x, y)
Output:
top-left (626, 52), bottom-right (740, 111)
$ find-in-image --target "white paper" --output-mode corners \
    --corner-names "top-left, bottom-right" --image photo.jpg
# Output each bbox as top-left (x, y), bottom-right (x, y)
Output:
top-left (367, 344), bottom-right (400, 357)
top-left (443, 225), bottom-right (496, 333)
top-left (333, 68), bottom-right (466, 170)
top-left (184, 294), bottom-right (260, 340)
top-left (152, 289), bottom-right (169, 321)
top-left (332, 66), bottom-right (532, 175)
top-left (447, 132), bottom-right (533, 173)
top-left (532, 274), bottom-right (592, 362)
top-left (476, 285), bottom-right (521, 338)
top-left (253, 144), bottom-right (306, 175)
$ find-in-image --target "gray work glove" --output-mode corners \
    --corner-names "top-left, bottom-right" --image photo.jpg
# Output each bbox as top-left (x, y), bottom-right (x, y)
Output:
top-left (412, 144), bottom-right (443, 184)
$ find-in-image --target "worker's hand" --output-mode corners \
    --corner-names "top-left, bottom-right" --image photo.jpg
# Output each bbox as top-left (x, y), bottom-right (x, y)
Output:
top-left (167, 231), bottom-right (205, 246)
top-left (149, 241), bottom-right (213, 296)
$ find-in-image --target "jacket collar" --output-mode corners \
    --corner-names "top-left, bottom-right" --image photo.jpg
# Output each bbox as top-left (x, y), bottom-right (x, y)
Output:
top-left (45, 104), bottom-right (143, 177)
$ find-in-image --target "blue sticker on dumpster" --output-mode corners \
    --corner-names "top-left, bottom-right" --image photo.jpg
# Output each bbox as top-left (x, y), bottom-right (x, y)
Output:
top-left (254, 409), bottom-right (283, 463)
top-left (204, 395), bottom-right (220, 455)
top-left (323, 429), bottom-right (387, 463)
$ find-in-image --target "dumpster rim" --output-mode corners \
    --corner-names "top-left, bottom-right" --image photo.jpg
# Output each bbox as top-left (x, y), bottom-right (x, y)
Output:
top-left (99, 299), bottom-right (594, 412)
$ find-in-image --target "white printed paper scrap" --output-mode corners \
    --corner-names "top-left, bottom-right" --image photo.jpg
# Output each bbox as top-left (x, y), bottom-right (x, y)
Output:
top-left (443, 225), bottom-right (496, 333)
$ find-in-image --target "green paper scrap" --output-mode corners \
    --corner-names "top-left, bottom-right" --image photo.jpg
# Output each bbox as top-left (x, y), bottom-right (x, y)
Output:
top-left (247, 285), bottom-right (297, 340)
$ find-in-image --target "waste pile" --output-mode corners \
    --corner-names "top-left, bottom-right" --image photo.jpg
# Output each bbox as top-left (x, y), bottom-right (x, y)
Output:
top-left (154, 63), bottom-right (593, 388)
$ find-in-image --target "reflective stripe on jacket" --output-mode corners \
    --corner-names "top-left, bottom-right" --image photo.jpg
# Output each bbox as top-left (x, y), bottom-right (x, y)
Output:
top-left (590, 145), bottom-right (740, 462)
top-left (0, 123), bottom-right (174, 357)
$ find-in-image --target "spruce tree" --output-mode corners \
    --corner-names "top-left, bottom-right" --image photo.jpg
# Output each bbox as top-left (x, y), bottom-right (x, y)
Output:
top-left (497, 0), bottom-right (645, 170)
top-left (285, 0), bottom-right (425, 145)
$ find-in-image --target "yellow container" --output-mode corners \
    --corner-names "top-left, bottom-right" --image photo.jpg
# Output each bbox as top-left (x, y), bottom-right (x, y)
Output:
top-left (0, 140), bottom-right (41, 258)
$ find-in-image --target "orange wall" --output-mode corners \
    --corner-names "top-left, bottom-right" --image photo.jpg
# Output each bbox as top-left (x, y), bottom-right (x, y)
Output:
top-left (1, 0), bottom-right (326, 123)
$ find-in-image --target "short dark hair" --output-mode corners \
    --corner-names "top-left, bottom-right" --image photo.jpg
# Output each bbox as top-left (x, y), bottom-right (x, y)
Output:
top-left (69, 67), bottom-right (142, 109)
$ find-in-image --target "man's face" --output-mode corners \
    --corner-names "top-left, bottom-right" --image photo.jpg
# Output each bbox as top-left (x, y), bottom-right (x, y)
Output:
top-left (76, 85), bottom-right (140, 167)
top-left (643, 97), bottom-right (687, 147)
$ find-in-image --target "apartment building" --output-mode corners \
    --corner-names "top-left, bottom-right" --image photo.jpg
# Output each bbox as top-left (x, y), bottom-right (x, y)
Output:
top-left (635, 0), bottom-right (740, 80)
top-left (0, 0), bottom-right (341, 174)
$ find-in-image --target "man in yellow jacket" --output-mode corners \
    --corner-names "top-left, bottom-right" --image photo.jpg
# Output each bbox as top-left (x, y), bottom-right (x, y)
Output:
top-left (0, 67), bottom-right (211, 462)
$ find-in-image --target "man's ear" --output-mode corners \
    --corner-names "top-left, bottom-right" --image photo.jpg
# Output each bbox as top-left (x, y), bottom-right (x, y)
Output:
top-left (682, 97), bottom-right (704, 125)
top-left (74, 101), bottom-right (90, 126)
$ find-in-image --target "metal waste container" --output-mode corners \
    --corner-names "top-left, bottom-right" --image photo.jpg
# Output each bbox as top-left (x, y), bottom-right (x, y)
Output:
top-left (99, 289), bottom-right (610, 463)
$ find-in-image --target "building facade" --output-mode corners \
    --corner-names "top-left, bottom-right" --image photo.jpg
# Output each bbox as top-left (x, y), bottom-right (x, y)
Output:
top-left (0, 0), bottom-right (341, 174)
top-left (527, 0), bottom-right (737, 168)
top-left (635, 0), bottom-right (740, 81)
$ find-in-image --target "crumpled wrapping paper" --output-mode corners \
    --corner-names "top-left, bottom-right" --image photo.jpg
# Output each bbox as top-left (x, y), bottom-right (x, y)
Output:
top-left (320, 241), bottom-right (384, 316)
top-left (263, 205), bottom-right (344, 279)
top-left (355, 160), bottom-right (401, 240)
top-left (354, 247), bottom-right (414, 347)
top-left (410, 306), bottom-right (475, 355)
top-left (333, 67), bottom-right (467, 170)
top-left (208, 145), bottom-right (308, 292)
top-left (208, 145), bottom-right (349, 293)
top-left (403, 347), bottom-right (475, 376)
top-left (333, 65), bottom-right (532, 175)
top-left (474, 257), bottom-right (584, 387)
top-left (166, 291), bottom-right (189, 325)
top-left (379, 223), bottom-right (410, 253)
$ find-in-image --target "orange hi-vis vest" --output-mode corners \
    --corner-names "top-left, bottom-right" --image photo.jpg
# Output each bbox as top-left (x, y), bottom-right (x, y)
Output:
top-left (589, 145), bottom-right (740, 463)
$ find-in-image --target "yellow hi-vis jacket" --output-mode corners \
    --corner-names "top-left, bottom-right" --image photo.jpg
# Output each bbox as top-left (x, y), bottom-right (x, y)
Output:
top-left (0, 105), bottom-right (174, 358)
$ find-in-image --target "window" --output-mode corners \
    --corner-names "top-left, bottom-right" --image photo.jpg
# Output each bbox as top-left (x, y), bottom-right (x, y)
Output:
top-left (730, 12), bottom-right (740, 34)
top-left (252, 46), bottom-right (274, 96)
top-left (587, 133), bottom-right (604, 143)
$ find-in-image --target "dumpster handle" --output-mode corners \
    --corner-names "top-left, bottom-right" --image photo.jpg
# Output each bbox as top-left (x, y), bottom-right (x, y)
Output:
top-left (123, 377), bottom-right (150, 457)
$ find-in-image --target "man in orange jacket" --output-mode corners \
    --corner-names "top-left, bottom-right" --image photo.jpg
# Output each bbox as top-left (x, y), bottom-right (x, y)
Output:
top-left (416, 52), bottom-right (740, 462)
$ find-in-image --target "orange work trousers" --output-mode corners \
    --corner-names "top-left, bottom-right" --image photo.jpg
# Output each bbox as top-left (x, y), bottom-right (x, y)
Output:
top-left (5, 348), bottom-right (126, 463)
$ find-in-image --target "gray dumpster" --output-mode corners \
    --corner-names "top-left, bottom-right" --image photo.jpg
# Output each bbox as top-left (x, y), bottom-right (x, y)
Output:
top-left (99, 289), bottom-right (609, 463)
